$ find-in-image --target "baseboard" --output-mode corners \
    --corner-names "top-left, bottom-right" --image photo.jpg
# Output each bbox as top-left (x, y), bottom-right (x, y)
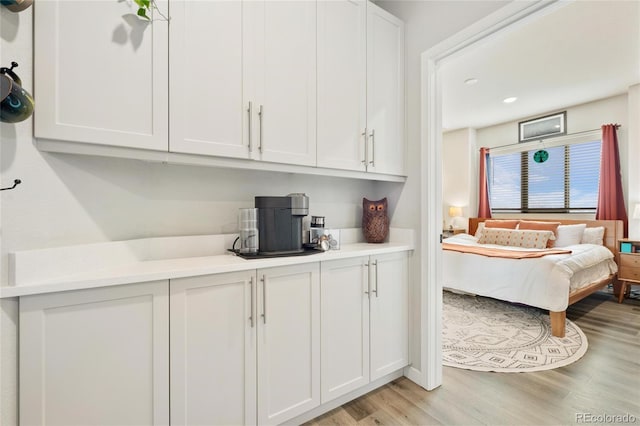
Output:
top-left (403, 365), bottom-right (426, 389)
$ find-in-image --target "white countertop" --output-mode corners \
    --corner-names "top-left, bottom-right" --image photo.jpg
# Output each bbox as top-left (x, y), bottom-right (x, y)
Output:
top-left (1, 229), bottom-right (413, 298)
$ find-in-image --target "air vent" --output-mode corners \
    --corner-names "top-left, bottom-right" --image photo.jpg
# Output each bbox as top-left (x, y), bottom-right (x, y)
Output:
top-left (519, 112), bottom-right (566, 142)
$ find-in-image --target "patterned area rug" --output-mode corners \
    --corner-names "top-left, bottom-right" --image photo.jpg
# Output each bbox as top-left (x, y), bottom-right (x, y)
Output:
top-left (443, 291), bottom-right (588, 372)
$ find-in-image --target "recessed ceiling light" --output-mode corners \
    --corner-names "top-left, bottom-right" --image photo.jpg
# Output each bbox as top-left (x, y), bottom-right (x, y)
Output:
top-left (464, 78), bottom-right (478, 85)
top-left (503, 97), bottom-right (517, 104)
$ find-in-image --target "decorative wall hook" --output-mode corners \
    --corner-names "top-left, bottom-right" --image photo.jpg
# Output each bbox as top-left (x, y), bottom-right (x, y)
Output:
top-left (0, 179), bottom-right (21, 191)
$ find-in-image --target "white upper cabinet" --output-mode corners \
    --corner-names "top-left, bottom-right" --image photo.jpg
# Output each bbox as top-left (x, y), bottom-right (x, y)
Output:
top-left (317, 0), bottom-right (405, 175)
top-left (366, 3), bottom-right (405, 176)
top-left (169, 1), bottom-right (249, 159)
top-left (251, 0), bottom-right (317, 166)
top-left (34, 0), bottom-right (168, 151)
top-left (170, 0), bottom-right (316, 166)
top-left (317, 0), bottom-right (367, 172)
top-left (34, 0), bottom-right (403, 178)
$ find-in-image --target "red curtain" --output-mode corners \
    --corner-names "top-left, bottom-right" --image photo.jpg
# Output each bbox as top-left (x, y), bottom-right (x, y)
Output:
top-left (596, 124), bottom-right (628, 236)
top-left (478, 147), bottom-right (492, 218)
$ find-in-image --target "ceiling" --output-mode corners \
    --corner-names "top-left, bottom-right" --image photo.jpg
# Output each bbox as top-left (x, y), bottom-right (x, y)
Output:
top-left (440, 0), bottom-right (640, 131)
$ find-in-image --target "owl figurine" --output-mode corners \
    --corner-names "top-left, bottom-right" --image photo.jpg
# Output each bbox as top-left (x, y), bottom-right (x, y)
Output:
top-left (362, 197), bottom-right (389, 243)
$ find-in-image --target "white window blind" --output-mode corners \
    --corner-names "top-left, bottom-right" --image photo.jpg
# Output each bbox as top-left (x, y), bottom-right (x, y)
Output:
top-left (489, 138), bottom-right (601, 213)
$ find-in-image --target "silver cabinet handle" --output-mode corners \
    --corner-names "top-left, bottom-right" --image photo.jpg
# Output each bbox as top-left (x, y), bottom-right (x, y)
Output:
top-left (258, 105), bottom-right (263, 153)
top-left (361, 129), bottom-right (367, 165)
top-left (249, 276), bottom-right (255, 328)
top-left (369, 129), bottom-right (375, 166)
top-left (372, 260), bottom-right (378, 297)
top-left (247, 101), bottom-right (253, 153)
top-left (260, 275), bottom-right (266, 324)
top-left (364, 261), bottom-right (370, 297)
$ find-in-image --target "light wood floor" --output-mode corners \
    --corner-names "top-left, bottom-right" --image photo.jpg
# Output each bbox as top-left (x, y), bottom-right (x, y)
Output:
top-left (305, 289), bottom-right (640, 425)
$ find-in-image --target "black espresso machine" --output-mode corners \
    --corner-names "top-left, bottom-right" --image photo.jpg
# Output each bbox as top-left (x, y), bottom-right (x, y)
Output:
top-left (255, 193), bottom-right (309, 255)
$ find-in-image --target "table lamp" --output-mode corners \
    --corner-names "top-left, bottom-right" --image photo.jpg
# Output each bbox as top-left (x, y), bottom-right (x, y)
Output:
top-left (448, 206), bottom-right (462, 229)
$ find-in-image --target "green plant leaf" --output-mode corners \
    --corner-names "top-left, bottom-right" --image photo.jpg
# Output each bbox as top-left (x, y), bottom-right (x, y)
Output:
top-left (141, 0), bottom-right (150, 7)
top-left (133, 0), bottom-right (145, 7)
top-left (136, 7), bottom-right (149, 19)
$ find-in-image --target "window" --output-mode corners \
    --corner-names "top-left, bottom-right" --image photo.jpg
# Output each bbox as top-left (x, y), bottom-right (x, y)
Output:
top-left (489, 139), bottom-right (601, 213)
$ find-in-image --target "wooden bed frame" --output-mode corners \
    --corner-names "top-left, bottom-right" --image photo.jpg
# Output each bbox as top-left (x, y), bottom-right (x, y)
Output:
top-left (467, 218), bottom-right (623, 337)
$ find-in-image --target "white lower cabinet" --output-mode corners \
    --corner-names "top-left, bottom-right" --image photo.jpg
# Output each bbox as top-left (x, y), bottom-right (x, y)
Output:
top-left (170, 271), bottom-right (257, 426)
top-left (320, 256), bottom-right (370, 402)
top-left (257, 263), bottom-right (321, 425)
top-left (320, 252), bottom-right (408, 402)
top-left (19, 281), bottom-right (170, 426)
top-left (170, 263), bottom-right (320, 426)
top-left (369, 252), bottom-right (409, 380)
top-left (18, 252), bottom-right (406, 425)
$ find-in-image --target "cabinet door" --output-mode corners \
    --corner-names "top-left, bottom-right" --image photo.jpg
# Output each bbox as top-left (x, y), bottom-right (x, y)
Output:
top-left (34, 1), bottom-right (168, 151)
top-left (169, 1), bottom-right (250, 159)
top-left (170, 271), bottom-right (256, 426)
top-left (252, 1), bottom-right (317, 166)
top-left (370, 252), bottom-right (409, 380)
top-left (320, 257), bottom-right (370, 403)
top-left (317, 0), bottom-right (367, 172)
top-left (366, 3), bottom-right (405, 176)
top-left (20, 281), bottom-right (169, 426)
top-left (257, 263), bottom-right (320, 424)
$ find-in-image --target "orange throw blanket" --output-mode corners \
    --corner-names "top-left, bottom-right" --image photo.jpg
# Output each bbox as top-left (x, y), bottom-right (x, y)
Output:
top-left (442, 243), bottom-right (572, 259)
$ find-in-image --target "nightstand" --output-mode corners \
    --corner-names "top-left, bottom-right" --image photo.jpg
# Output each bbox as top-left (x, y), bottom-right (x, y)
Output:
top-left (617, 239), bottom-right (640, 303)
top-left (442, 228), bottom-right (466, 239)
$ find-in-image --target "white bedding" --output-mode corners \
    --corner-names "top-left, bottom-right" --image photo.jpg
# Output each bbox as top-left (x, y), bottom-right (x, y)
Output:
top-left (442, 234), bottom-right (618, 312)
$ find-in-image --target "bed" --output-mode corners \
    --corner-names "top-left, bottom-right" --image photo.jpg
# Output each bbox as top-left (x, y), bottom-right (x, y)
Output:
top-left (443, 218), bottom-right (622, 337)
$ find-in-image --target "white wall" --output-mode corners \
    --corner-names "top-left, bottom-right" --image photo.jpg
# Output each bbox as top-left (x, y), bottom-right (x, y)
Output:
top-left (376, 0), bottom-right (508, 377)
top-left (1, 153), bottom-right (380, 271)
top-left (477, 94), bottom-right (629, 150)
top-left (627, 84), bottom-right (640, 239)
top-left (443, 93), bottom-right (640, 221)
top-left (445, 94), bottom-right (635, 221)
top-left (1, 7), bottom-right (30, 424)
top-left (442, 128), bottom-right (475, 230)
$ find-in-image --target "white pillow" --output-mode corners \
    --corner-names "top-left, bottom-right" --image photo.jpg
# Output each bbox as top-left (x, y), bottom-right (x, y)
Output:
top-left (474, 222), bottom-right (485, 239)
top-left (581, 226), bottom-right (605, 245)
top-left (554, 224), bottom-right (587, 247)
